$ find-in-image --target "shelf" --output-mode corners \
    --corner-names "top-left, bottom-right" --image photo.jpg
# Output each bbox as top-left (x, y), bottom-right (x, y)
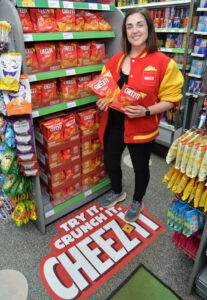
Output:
top-left (159, 121), bottom-right (175, 131)
top-left (44, 178), bottom-right (111, 225)
top-left (118, 0), bottom-right (191, 9)
top-left (155, 28), bottom-right (188, 33)
top-left (197, 8), bottom-right (207, 11)
top-left (32, 95), bottom-right (98, 118)
top-left (191, 53), bottom-right (206, 58)
top-left (194, 31), bottom-right (207, 36)
top-left (17, 0), bottom-right (115, 10)
top-left (28, 64), bottom-right (104, 82)
top-left (186, 92), bottom-right (206, 98)
top-left (177, 64), bottom-right (190, 70)
top-left (24, 31), bottom-right (115, 42)
top-left (160, 47), bottom-right (191, 54)
top-left (187, 73), bottom-right (202, 78)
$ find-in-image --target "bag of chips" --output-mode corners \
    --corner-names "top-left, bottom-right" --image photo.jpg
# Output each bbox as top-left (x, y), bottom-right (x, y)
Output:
top-left (30, 82), bottom-right (42, 109)
top-left (59, 76), bottom-right (79, 102)
top-left (35, 43), bottom-right (57, 71)
top-left (55, 9), bottom-right (75, 32)
top-left (77, 108), bottom-right (96, 133)
top-left (17, 8), bottom-right (34, 33)
top-left (75, 10), bottom-right (84, 31)
top-left (63, 113), bottom-right (77, 139)
top-left (87, 69), bottom-right (120, 105)
top-left (83, 11), bottom-right (99, 31)
top-left (77, 42), bottom-right (91, 66)
top-left (96, 13), bottom-right (112, 31)
top-left (58, 42), bottom-right (77, 69)
top-left (25, 47), bottom-right (39, 74)
top-left (77, 75), bottom-right (93, 98)
top-left (41, 79), bottom-right (58, 106)
top-left (90, 41), bottom-right (105, 65)
top-left (1, 147), bottom-right (16, 174)
top-left (41, 117), bottom-right (63, 141)
top-left (35, 8), bottom-right (57, 32)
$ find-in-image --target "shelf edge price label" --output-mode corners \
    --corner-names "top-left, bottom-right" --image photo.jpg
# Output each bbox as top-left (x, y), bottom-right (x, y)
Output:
top-left (24, 34), bottom-right (33, 41)
top-left (67, 101), bottom-right (76, 108)
top-left (66, 68), bottom-right (76, 76)
top-left (32, 110), bottom-right (39, 118)
top-left (162, 29), bottom-right (166, 32)
top-left (101, 4), bottom-right (110, 10)
top-left (85, 189), bottom-right (92, 197)
top-left (22, 0), bottom-right (35, 7)
top-left (45, 209), bottom-right (55, 218)
top-left (29, 74), bottom-right (36, 82)
top-left (48, 0), bottom-right (59, 7)
top-left (63, 32), bottom-right (73, 39)
top-left (63, 1), bottom-right (74, 8)
top-left (88, 3), bottom-right (98, 9)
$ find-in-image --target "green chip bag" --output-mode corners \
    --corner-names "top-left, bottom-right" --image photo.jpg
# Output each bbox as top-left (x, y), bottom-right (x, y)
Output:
top-left (1, 147), bottom-right (16, 174)
top-left (2, 174), bottom-right (17, 193)
top-left (9, 157), bottom-right (20, 175)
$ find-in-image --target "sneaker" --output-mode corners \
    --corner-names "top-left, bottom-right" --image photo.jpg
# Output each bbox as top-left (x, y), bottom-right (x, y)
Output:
top-left (101, 191), bottom-right (127, 208)
top-left (124, 201), bottom-right (144, 222)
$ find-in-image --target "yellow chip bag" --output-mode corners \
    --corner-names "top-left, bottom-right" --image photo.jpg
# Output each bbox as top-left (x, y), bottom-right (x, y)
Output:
top-left (194, 181), bottom-right (205, 207)
top-left (199, 187), bottom-right (207, 207)
top-left (172, 171), bottom-right (183, 193)
top-left (191, 139), bottom-right (207, 178)
top-left (182, 177), bottom-right (196, 201)
top-left (167, 168), bottom-right (180, 189)
top-left (186, 137), bottom-right (203, 177)
top-left (176, 173), bottom-right (189, 193)
top-left (188, 179), bottom-right (199, 203)
top-left (198, 142), bottom-right (207, 181)
top-left (162, 165), bottom-right (175, 183)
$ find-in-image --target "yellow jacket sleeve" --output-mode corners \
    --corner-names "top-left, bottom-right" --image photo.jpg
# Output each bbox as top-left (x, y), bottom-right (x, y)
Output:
top-left (158, 59), bottom-right (184, 103)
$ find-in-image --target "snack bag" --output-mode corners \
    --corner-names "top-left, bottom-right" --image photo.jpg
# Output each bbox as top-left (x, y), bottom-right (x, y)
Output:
top-left (77, 75), bottom-right (93, 98)
top-left (29, 9), bottom-right (38, 32)
top-left (55, 9), bottom-right (75, 32)
top-left (191, 139), bottom-right (207, 178)
top-left (77, 42), bottom-right (91, 66)
top-left (87, 69), bottom-right (120, 105)
top-left (90, 41), bottom-right (105, 65)
top-left (0, 53), bottom-right (22, 92)
top-left (83, 11), bottom-right (99, 31)
top-left (77, 108), bottom-right (96, 133)
top-left (182, 177), bottom-right (196, 201)
top-left (186, 137), bottom-right (203, 177)
top-left (25, 47), bottom-right (39, 74)
top-left (183, 209), bottom-right (203, 237)
top-left (11, 115), bottom-right (33, 136)
top-left (30, 82), bottom-right (42, 109)
top-left (35, 43), bottom-right (56, 71)
top-left (58, 42), bottom-right (77, 69)
top-left (4, 121), bottom-right (15, 148)
top-left (188, 178), bottom-right (199, 203)
top-left (35, 8), bottom-right (57, 32)
top-left (169, 201), bottom-right (183, 229)
top-left (63, 113), bottom-right (77, 138)
top-left (176, 173), bottom-right (189, 194)
top-left (75, 10), bottom-right (84, 31)
top-left (194, 181), bottom-right (205, 207)
top-left (11, 202), bottom-right (26, 226)
top-left (175, 132), bottom-right (195, 170)
top-left (110, 84), bottom-right (146, 113)
top-left (17, 8), bottom-right (34, 33)
top-left (41, 79), bottom-right (58, 106)
top-left (41, 118), bottom-right (63, 141)
top-left (199, 148), bottom-right (207, 181)
top-left (167, 168), bottom-right (180, 189)
top-left (199, 187), bottom-right (207, 207)
top-left (162, 165), bottom-right (175, 183)
top-left (1, 148), bottom-right (16, 174)
top-left (0, 91), bottom-right (7, 116)
top-left (204, 191), bottom-right (207, 212)
top-left (59, 76), bottom-right (79, 102)
top-left (177, 204), bottom-right (190, 234)
top-left (96, 13), bottom-right (112, 31)
top-left (172, 171), bottom-right (183, 193)
top-left (3, 74), bottom-right (32, 116)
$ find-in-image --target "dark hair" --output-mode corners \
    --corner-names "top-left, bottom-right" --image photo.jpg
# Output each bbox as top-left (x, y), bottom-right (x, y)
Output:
top-left (121, 8), bottom-right (160, 55)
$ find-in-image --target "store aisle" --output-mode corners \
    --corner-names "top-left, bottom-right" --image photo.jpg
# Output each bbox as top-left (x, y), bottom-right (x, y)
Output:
top-left (0, 151), bottom-right (201, 300)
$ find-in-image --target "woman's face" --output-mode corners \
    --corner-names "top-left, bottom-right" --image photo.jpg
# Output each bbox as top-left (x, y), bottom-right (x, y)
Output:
top-left (126, 13), bottom-right (148, 50)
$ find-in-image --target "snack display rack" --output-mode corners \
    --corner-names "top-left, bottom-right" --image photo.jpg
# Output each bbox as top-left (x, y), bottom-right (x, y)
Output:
top-left (0, 0), bottom-right (125, 233)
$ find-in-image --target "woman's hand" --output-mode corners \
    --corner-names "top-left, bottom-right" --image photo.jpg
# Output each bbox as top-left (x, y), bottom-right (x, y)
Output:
top-left (122, 105), bottom-right (146, 118)
top-left (96, 99), bottom-right (108, 111)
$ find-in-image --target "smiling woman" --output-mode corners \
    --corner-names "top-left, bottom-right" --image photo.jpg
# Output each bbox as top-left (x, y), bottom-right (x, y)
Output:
top-left (96, 8), bottom-right (184, 222)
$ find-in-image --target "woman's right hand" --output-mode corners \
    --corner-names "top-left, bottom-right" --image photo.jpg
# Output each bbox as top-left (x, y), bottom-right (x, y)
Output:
top-left (96, 98), bottom-right (108, 111)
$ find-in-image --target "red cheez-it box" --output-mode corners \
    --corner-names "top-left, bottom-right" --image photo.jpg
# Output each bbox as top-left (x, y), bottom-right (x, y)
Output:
top-left (41, 118), bottom-right (63, 142)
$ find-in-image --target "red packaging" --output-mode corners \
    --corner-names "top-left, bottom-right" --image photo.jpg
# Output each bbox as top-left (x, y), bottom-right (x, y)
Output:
top-left (61, 149), bottom-right (71, 160)
top-left (63, 113), bottom-right (78, 139)
top-left (30, 82), bottom-right (42, 109)
top-left (17, 8), bottom-right (34, 33)
top-left (90, 41), bottom-right (105, 64)
top-left (41, 118), bottom-right (63, 142)
top-left (58, 42), bottom-right (77, 69)
top-left (41, 79), bottom-right (58, 106)
top-left (25, 47), bottom-right (40, 74)
top-left (35, 43), bottom-right (57, 71)
top-left (55, 8), bottom-right (75, 32)
top-left (35, 8), bottom-right (57, 32)
top-left (75, 10), bottom-right (84, 31)
top-left (77, 42), bottom-right (91, 66)
top-left (96, 12), bottom-right (112, 31)
top-left (77, 108), bottom-right (96, 131)
top-left (83, 11), bottom-right (99, 31)
top-left (59, 76), bottom-right (79, 102)
top-left (77, 75), bottom-right (93, 98)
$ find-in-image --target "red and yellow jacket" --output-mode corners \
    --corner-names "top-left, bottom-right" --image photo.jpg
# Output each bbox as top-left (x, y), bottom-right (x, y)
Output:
top-left (98, 50), bottom-right (184, 145)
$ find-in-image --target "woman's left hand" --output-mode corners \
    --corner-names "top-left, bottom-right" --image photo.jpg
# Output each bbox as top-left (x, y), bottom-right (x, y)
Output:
top-left (122, 105), bottom-right (146, 118)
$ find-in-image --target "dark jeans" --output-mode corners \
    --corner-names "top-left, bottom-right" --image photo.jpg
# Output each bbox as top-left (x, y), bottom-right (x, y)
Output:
top-left (104, 125), bottom-right (154, 203)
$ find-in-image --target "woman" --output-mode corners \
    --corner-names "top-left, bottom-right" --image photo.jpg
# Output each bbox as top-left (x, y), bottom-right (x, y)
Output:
top-left (97, 8), bottom-right (184, 222)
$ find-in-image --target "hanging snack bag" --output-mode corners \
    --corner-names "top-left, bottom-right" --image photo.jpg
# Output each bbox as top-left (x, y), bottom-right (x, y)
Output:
top-left (188, 179), bottom-right (199, 203)
top-left (0, 53), bottom-right (22, 92)
top-left (87, 69), bottom-right (120, 105)
top-left (41, 79), bottom-right (58, 106)
top-left (63, 113), bottom-right (77, 139)
top-left (199, 148), bottom-right (207, 181)
top-left (17, 8), bottom-right (34, 33)
top-left (75, 10), bottom-right (84, 31)
top-left (58, 42), bottom-right (77, 69)
top-left (35, 8), bottom-right (57, 32)
top-left (5, 121), bottom-right (15, 148)
top-left (1, 148), bottom-right (16, 174)
top-left (77, 75), bottom-right (93, 98)
top-left (0, 91), bottom-right (7, 116)
top-left (182, 177), bottom-right (196, 201)
top-left (186, 136), bottom-right (203, 177)
top-left (110, 84), bottom-right (146, 113)
top-left (2, 174), bottom-right (17, 194)
top-left (11, 115), bottom-right (33, 136)
top-left (90, 41), bottom-right (105, 65)
top-left (172, 171), bottom-right (183, 193)
top-left (96, 13), bottom-right (112, 31)
top-left (191, 138), bottom-right (207, 178)
top-left (194, 181), bottom-right (205, 207)
top-left (3, 74), bottom-right (32, 116)
top-left (55, 9), bottom-right (75, 32)
top-left (25, 47), bottom-right (40, 74)
top-left (83, 11), bottom-right (99, 31)
top-left (167, 168), bottom-right (180, 189)
top-left (162, 165), bottom-right (175, 183)
top-left (30, 82), bottom-right (42, 109)
top-left (77, 42), bottom-right (91, 66)
top-left (176, 173), bottom-right (190, 194)
top-left (9, 157), bottom-right (20, 175)
top-left (199, 186), bottom-right (207, 207)
top-left (35, 43), bottom-right (56, 71)
top-left (59, 76), bottom-right (79, 102)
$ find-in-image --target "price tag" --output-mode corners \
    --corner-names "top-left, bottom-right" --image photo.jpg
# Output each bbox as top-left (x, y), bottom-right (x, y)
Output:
top-left (179, 29), bottom-right (184, 32)
top-left (67, 101), bottom-right (76, 108)
top-left (48, 0), bottom-right (59, 7)
top-left (32, 110), bottom-right (39, 118)
top-left (29, 74), bottom-right (36, 82)
top-left (63, 1), bottom-right (73, 8)
top-left (22, 0), bottom-right (35, 7)
top-left (85, 189), bottom-right (92, 197)
top-left (66, 69), bottom-right (75, 76)
top-left (162, 29), bottom-right (166, 32)
top-left (45, 209), bottom-right (55, 218)
top-left (101, 4), bottom-right (110, 10)
top-left (63, 32), bottom-right (73, 39)
top-left (24, 34), bottom-right (33, 42)
top-left (88, 3), bottom-right (98, 9)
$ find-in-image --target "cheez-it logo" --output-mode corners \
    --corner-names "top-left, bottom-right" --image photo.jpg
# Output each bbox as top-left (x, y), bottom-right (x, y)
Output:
top-left (39, 203), bottom-right (166, 300)
top-left (143, 66), bottom-right (157, 85)
top-left (144, 66), bottom-right (157, 71)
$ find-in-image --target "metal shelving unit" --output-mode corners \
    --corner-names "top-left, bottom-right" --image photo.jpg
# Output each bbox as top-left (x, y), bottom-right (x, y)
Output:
top-left (118, 0), bottom-right (191, 9)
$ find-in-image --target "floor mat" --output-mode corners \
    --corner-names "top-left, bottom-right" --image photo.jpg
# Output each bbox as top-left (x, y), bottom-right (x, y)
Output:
top-left (107, 265), bottom-right (182, 300)
top-left (40, 203), bottom-right (166, 300)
